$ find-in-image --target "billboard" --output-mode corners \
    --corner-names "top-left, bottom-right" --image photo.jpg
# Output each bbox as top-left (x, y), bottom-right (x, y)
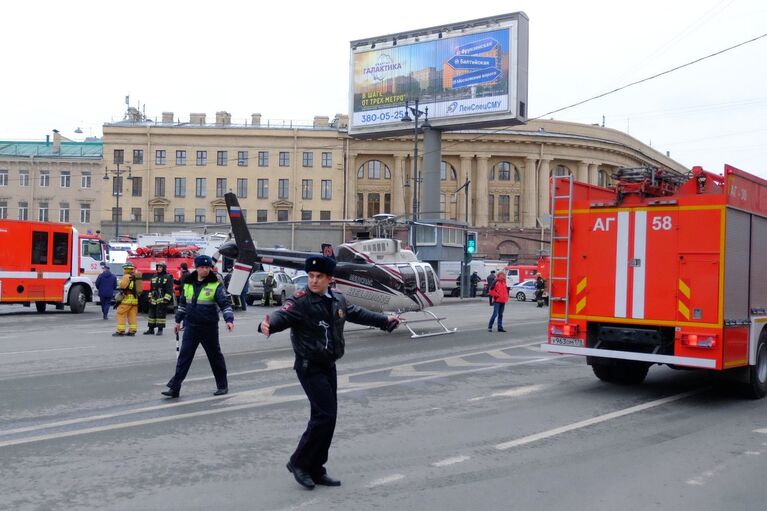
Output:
top-left (348, 12), bottom-right (528, 137)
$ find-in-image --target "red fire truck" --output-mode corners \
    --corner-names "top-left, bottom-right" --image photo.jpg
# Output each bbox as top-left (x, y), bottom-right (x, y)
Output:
top-left (542, 165), bottom-right (767, 398)
top-left (0, 219), bottom-right (108, 313)
top-left (126, 244), bottom-right (200, 311)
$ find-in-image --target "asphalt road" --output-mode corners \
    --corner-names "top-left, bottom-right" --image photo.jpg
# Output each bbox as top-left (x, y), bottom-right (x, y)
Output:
top-left (1, 300), bottom-right (766, 511)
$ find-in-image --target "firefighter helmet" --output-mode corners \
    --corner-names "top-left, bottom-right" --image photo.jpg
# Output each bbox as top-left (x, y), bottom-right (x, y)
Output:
top-left (122, 263), bottom-right (135, 273)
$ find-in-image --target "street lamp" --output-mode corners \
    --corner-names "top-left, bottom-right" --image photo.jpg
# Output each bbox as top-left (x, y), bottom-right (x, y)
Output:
top-left (104, 162), bottom-right (132, 240)
top-left (454, 178), bottom-right (471, 298)
top-left (401, 98), bottom-right (430, 254)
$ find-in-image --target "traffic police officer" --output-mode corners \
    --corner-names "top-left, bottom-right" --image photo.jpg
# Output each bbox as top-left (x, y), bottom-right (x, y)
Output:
top-left (144, 262), bottom-right (174, 335)
top-left (162, 255), bottom-right (234, 398)
top-left (258, 255), bottom-right (400, 490)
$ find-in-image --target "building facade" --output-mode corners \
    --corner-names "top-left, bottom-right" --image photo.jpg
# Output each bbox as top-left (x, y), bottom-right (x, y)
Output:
top-left (102, 112), bottom-right (687, 261)
top-left (0, 131), bottom-right (103, 233)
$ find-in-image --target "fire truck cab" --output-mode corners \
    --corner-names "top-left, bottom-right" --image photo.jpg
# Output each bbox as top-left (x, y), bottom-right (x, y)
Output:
top-left (0, 219), bottom-right (107, 313)
top-left (542, 165), bottom-right (767, 398)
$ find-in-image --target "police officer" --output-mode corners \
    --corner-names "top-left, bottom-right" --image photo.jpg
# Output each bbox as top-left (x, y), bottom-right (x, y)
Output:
top-left (258, 256), bottom-right (400, 490)
top-left (113, 263), bottom-right (139, 337)
top-left (161, 255), bottom-right (234, 398)
top-left (144, 262), bottom-right (174, 335)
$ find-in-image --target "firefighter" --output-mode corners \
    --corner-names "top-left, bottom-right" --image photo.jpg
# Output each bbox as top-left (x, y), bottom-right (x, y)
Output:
top-left (113, 263), bottom-right (139, 337)
top-left (535, 275), bottom-right (546, 308)
top-left (144, 262), bottom-right (174, 335)
top-left (262, 272), bottom-right (276, 306)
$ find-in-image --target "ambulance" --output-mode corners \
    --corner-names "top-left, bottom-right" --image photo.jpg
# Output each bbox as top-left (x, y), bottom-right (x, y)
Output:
top-left (542, 165), bottom-right (767, 398)
top-left (0, 219), bottom-right (108, 312)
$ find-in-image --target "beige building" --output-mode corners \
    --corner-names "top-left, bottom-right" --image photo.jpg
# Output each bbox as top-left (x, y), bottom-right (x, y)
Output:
top-left (0, 131), bottom-right (103, 233)
top-left (102, 112), bottom-right (686, 259)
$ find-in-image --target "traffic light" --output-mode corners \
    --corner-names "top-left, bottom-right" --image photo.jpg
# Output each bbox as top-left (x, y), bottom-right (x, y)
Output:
top-left (466, 231), bottom-right (477, 254)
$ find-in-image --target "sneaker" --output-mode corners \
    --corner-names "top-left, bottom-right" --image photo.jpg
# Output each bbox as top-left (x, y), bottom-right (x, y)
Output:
top-left (488, 327), bottom-right (492, 332)
top-left (498, 328), bottom-right (507, 332)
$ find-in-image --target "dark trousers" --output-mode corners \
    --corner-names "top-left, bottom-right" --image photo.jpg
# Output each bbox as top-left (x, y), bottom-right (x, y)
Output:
top-left (147, 302), bottom-right (168, 330)
top-left (167, 323), bottom-right (228, 391)
top-left (290, 360), bottom-right (337, 476)
top-left (470, 285), bottom-right (478, 297)
top-left (99, 296), bottom-right (112, 318)
top-left (488, 301), bottom-right (506, 330)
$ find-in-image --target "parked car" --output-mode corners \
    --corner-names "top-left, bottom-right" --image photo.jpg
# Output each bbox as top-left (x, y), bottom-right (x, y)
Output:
top-left (509, 279), bottom-right (537, 302)
top-left (292, 274), bottom-right (308, 289)
top-left (247, 271), bottom-right (296, 305)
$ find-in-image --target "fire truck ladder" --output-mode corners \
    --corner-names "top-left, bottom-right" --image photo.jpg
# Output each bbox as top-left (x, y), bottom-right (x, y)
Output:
top-left (549, 175), bottom-right (574, 322)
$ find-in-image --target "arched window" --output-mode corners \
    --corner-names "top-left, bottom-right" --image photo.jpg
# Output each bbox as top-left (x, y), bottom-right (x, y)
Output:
top-left (513, 167), bottom-right (521, 183)
top-left (356, 160), bottom-right (391, 180)
top-left (552, 164), bottom-right (571, 177)
top-left (496, 161), bottom-right (511, 181)
top-left (598, 169), bottom-right (610, 187)
top-left (440, 161), bottom-right (457, 181)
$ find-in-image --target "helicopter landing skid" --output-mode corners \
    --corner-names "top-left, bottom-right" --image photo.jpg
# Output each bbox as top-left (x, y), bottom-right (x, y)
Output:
top-left (399, 310), bottom-right (457, 339)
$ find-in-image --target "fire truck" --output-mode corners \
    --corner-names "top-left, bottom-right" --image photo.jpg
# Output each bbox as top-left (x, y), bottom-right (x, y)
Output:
top-left (0, 219), bottom-right (108, 313)
top-left (126, 245), bottom-right (200, 312)
top-left (541, 165), bottom-right (767, 398)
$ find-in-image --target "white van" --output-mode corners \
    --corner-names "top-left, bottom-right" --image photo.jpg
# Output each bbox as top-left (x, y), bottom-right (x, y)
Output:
top-left (438, 260), bottom-right (507, 297)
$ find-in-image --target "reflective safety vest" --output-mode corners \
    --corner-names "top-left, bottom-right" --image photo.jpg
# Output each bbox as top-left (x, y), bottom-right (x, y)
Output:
top-left (119, 275), bottom-right (139, 305)
top-left (183, 281), bottom-right (220, 304)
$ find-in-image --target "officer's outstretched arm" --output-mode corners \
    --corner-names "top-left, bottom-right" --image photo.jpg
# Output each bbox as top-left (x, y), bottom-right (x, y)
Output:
top-left (266, 298), bottom-right (303, 334)
top-left (345, 303), bottom-right (390, 330)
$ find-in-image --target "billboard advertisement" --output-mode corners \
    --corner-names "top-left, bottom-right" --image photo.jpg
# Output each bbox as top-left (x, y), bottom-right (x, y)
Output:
top-left (349, 13), bottom-right (528, 136)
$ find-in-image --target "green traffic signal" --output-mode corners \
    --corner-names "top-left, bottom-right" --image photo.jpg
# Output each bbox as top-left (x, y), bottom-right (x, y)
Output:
top-left (467, 232), bottom-right (477, 254)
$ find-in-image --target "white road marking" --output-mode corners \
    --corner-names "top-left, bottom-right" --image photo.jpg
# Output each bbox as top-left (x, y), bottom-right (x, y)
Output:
top-left (366, 474), bottom-right (405, 487)
top-left (754, 428), bottom-right (767, 434)
top-left (0, 346), bottom-right (96, 356)
top-left (155, 359), bottom-right (293, 385)
top-left (271, 498), bottom-right (320, 511)
top-left (432, 455), bottom-right (470, 467)
top-left (495, 390), bottom-right (702, 450)
top-left (468, 384), bottom-right (546, 402)
top-left (0, 344), bottom-right (554, 448)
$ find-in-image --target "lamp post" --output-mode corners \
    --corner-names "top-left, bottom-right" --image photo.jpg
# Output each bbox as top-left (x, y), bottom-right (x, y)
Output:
top-left (104, 162), bottom-right (132, 240)
top-left (454, 178), bottom-right (471, 298)
top-left (401, 99), bottom-right (430, 255)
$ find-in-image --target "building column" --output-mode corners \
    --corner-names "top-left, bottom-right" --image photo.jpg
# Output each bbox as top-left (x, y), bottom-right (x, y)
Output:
top-left (577, 161), bottom-right (589, 183)
top-left (538, 158), bottom-right (551, 219)
top-left (459, 154), bottom-right (473, 226)
top-left (588, 163), bottom-right (598, 185)
top-left (392, 154), bottom-right (405, 216)
top-left (475, 155), bottom-right (490, 227)
top-left (523, 156), bottom-right (537, 228)
top-left (347, 153), bottom-right (358, 218)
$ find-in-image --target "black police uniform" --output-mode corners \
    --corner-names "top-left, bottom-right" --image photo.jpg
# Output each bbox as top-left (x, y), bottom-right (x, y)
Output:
top-left (145, 267), bottom-right (174, 335)
top-left (165, 270), bottom-right (234, 394)
top-left (262, 260), bottom-right (391, 481)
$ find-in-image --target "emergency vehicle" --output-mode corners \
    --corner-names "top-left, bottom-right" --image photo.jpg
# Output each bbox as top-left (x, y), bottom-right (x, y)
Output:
top-left (504, 264), bottom-right (537, 285)
top-left (126, 244), bottom-right (200, 311)
top-left (541, 165), bottom-right (767, 398)
top-left (0, 219), bottom-right (108, 313)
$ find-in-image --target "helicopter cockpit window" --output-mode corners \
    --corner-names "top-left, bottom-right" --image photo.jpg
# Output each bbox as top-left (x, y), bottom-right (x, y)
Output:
top-left (335, 246), bottom-right (356, 262)
top-left (398, 265), bottom-right (417, 295)
top-left (425, 266), bottom-right (436, 292)
top-left (415, 266), bottom-right (426, 291)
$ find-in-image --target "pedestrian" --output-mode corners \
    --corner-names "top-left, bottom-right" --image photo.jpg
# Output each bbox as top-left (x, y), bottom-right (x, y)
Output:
top-left (113, 263), bottom-right (139, 337)
top-left (95, 263), bottom-right (117, 320)
top-left (262, 272), bottom-right (276, 306)
top-left (162, 255), bottom-right (234, 398)
top-left (144, 262), bottom-right (174, 335)
top-left (486, 270), bottom-right (497, 305)
top-left (470, 271), bottom-right (481, 298)
top-left (257, 256), bottom-right (401, 490)
top-left (487, 271), bottom-right (509, 332)
top-left (535, 275), bottom-right (546, 308)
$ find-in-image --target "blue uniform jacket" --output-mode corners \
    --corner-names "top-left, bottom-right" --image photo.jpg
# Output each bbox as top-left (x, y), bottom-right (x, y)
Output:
top-left (175, 271), bottom-right (234, 326)
top-left (95, 271), bottom-right (117, 298)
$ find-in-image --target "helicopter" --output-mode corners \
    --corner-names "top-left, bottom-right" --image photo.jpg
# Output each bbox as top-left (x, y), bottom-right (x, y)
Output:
top-left (219, 192), bottom-right (455, 338)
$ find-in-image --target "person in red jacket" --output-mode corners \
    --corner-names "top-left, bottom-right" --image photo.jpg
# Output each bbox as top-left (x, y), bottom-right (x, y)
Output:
top-left (488, 271), bottom-right (509, 332)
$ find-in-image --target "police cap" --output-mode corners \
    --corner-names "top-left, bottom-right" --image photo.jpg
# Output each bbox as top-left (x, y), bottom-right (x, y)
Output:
top-left (304, 255), bottom-right (336, 276)
top-left (194, 255), bottom-right (214, 268)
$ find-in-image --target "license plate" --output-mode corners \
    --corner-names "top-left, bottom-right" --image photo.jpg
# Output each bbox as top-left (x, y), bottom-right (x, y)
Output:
top-left (551, 337), bottom-right (584, 347)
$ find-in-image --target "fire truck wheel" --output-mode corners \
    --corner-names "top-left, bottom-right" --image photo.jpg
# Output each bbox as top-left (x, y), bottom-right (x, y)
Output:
top-left (592, 363), bottom-right (617, 382)
top-left (746, 334), bottom-right (767, 399)
top-left (592, 360), bottom-right (649, 385)
top-left (35, 302), bottom-right (46, 313)
top-left (68, 285), bottom-right (86, 314)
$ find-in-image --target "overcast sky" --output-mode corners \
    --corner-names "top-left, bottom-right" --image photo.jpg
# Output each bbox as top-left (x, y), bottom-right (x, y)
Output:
top-left (2, 0), bottom-right (765, 177)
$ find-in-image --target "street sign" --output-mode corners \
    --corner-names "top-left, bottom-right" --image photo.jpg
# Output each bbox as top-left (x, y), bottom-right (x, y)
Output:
top-left (452, 68), bottom-right (502, 89)
top-left (456, 38), bottom-right (499, 56)
top-left (447, 55), bottom-right (498, 70)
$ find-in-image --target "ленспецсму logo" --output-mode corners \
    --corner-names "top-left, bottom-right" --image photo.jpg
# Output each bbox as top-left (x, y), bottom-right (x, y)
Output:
top-left (446, 102), bottom-right (459, 114)
top-left (363, 53), bottom-right (402, 82)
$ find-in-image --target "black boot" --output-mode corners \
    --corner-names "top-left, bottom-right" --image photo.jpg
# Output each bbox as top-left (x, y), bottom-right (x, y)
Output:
top-left (156, 328), bottom-right (164, 336)
top-left (143, 328), bottom-right (154, 335)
